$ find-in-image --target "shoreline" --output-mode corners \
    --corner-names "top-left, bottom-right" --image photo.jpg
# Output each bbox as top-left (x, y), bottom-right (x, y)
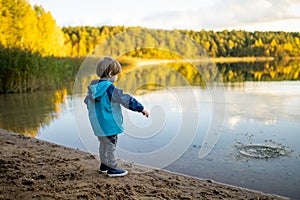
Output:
top-left (0, 128), bottom-right (288, 199)
top-left (121, 56), bottom-right (300, 67)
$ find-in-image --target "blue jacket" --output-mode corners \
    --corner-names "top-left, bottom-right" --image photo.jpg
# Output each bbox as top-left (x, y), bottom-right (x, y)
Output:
top-left (84, 80), bottom-right (144, 136)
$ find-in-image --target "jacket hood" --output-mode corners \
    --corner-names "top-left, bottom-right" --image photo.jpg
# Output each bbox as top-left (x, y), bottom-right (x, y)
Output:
top-left (88, 80), bottom-right (112, 100)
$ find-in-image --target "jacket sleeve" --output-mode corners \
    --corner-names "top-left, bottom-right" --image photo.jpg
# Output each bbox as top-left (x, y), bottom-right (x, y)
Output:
top-left (107, 84), bottom-right (144, 112)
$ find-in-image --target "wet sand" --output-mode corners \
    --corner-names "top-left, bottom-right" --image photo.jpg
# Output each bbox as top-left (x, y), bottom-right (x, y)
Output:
top-left (0, 129), bottom-right (288, 199)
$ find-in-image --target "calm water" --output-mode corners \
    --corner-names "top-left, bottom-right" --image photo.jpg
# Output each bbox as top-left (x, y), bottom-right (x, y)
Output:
top-left (0, 70), bottom-right (300, 198)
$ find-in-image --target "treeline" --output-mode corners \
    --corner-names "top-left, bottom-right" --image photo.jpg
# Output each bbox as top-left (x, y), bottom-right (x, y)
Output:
top-left (1, 0), bottom-right (300, 94)
top-left (1, 0), bottom-right (300, 58)
top-left (182, 30), bottom-right (300, 58)
top-left (63, 26), bottom-right (300, 58)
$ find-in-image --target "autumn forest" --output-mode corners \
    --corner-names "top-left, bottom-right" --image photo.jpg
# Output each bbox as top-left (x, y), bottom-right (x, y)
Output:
top-left (0, 0), bottom-right (300, 93)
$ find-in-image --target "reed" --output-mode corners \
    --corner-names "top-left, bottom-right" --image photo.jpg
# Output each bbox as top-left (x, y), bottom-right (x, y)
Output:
top-left (0, 46), bottom-right (82, 93)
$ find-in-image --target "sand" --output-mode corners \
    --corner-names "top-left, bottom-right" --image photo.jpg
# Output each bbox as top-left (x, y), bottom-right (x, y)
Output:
top-left (0, 129), bottom-right (288, 200)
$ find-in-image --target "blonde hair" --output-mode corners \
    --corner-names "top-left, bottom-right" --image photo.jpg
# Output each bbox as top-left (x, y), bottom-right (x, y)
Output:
top-left (96, 56), bottom-right (121, 78)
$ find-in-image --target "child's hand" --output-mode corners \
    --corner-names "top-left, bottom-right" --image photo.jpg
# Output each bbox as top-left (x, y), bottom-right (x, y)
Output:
top-left (141, 109), bottom-right (150, 118)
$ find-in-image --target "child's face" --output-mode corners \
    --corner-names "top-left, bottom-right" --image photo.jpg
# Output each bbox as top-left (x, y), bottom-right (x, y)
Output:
top-left (109, 74), bottom-right (118, 82)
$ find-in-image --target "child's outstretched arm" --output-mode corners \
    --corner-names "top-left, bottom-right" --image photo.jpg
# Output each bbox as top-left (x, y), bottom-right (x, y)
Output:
top-left (108, 85), bottom-right (149, 117)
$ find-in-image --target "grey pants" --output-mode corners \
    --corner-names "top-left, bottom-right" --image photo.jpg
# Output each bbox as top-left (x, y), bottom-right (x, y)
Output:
top-left (97, 135), bottom-right (118, 168)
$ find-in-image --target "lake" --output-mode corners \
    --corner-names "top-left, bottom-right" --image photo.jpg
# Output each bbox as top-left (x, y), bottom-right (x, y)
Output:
top-left (0, 61), bottom-right (300, 198)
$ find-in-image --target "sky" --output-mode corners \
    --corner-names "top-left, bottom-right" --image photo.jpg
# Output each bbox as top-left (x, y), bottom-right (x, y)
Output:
top-left (29, 0), bottom-right (300, 32)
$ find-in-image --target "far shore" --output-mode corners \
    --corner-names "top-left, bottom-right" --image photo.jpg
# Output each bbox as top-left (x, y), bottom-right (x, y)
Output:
top-left (0, 128), bottom-right (288, 199)
top-left (118, 56), bottom-right (300, 67)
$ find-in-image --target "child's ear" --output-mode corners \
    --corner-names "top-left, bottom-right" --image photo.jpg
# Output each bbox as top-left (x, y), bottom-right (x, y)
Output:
top-left (108, 71), bottom-right (112, 77)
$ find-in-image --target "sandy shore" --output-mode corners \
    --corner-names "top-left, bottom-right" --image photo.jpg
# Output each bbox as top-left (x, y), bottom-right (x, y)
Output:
top-left (0, 129), bottom-right (288, 200)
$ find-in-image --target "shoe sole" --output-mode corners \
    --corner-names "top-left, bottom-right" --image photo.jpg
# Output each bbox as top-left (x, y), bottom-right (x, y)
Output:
top-left (107, 171), bottom-right (128, 177)
top-left (99, 170), bottom-right (108, 174)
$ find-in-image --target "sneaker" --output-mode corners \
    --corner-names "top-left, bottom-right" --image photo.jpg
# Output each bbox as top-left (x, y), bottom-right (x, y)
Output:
top-left (99, 163), bottom-right (108, 173)
top-left (107, 167), bottom-right (128, 177)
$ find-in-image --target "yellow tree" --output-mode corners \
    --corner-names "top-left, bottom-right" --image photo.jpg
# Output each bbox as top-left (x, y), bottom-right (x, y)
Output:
top-left (21, 4), bottom-right (38, 51)
top-left (1, 0), bottom-right (33, 48)
top-left (0, 0), bottom-right (8, 46)
top-left (36, 10), bottom-right (65, 56)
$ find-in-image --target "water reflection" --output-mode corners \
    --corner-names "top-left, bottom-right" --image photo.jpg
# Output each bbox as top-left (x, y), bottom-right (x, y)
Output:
top-left (217, 59), bottom-right (300, 82)
top-left (76, 59), bottom-right (300, 95)
top-left (0, 60), bottom-right (300, 198)
top-left (0, 88), bottom-right (67, 137)
top-left (225, 81), bottom-right (300, 129)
